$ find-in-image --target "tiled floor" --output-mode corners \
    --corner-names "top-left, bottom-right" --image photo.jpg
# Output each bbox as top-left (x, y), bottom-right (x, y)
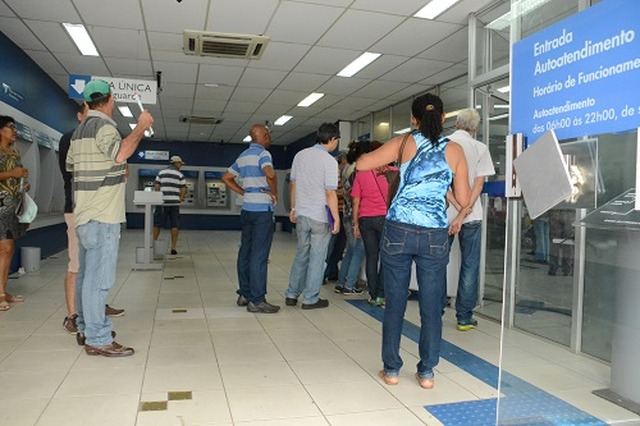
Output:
top-left (0, 229), bottom-right (639, 426)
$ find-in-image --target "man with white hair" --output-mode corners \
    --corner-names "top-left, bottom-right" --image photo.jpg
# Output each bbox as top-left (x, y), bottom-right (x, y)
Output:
top-left (447, 108), bottom-right (495, 331)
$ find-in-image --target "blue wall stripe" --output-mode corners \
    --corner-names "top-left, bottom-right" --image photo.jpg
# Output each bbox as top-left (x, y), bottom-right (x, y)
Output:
top-left (347, 299), bottom-right (607, 426)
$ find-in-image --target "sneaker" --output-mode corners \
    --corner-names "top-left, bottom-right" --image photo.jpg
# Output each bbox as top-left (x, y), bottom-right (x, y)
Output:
top-left (63, 314), bottom-right (78, 334)
top-left (285, 297), bottom-right (298, 306)
top-left (85, 341), bottom-right (134, 357)
top-left (301, 298), bottom-right (329, 310)
top-left (105, 305), bottom-right (125, 317)
top-left (456, 318), bottom-right (478, 331)
top-left (247, 301), bottom-right (281, 314)
top-left (334, 285), bottom-right (344, 294)
top-left (236, 294), bottom-right (249, 307)
top-left (171, 249), bottom-right (178, 255)
top-left (375, 297), bottom-right (385, 307)
top-left (342, 287), bottom-right (364, 295)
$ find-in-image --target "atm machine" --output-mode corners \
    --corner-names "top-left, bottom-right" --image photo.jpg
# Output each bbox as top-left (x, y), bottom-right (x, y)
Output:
top-left (181, 170), bottom-right (199, 207)
top-left (138, 169), bottom-right (158, 191)
top-left (204, 171), bottom-right (229, 208)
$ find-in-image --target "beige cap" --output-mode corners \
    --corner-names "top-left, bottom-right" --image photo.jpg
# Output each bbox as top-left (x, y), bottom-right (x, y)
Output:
top-left (170, 155), bottom-right (184, 164)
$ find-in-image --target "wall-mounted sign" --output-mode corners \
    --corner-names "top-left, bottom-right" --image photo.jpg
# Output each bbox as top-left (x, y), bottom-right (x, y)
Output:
top-left (68, 74), bottom-right (157, 104)
top-left (137, 150), bottom-right (169, 161)
top-left (1, 82), bottom-right (24, 102)
top-left (204, 171), bottom-right (224, 179)
top-left (580, 188), bottom-right (640, 231)
top-left (511, 0), bottom-right (640, 140)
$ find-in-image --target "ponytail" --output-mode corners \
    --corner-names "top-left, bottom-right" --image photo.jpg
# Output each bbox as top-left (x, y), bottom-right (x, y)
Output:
top-left (411, 93), bottom-right (444, 146)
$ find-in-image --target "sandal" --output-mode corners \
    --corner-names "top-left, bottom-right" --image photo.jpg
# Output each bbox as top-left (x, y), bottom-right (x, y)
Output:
top-left (5, 293), bottom-right (24, 303)
top-left (378, 370), bottom-right (399, 386)
top-left (415, 373), bottom-right (434, 389)
top-left (0, 294), bottom-right (10, 311)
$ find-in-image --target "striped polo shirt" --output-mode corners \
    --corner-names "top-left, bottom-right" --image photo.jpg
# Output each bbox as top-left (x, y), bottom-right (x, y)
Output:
top-left (66, 110), bottom-right (126, 226)
top-left (228, 142), bottom-right (273, 212)
top-left (155, 165), bottom-right (186, 205)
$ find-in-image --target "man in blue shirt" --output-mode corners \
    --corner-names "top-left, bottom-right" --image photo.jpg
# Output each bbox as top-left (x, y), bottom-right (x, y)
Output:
top-left (222, 124), bottom-right (280, 314)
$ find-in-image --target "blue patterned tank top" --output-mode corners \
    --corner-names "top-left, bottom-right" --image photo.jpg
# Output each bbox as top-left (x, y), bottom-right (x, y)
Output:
top-left (386, 131), bottom-right (453, 229)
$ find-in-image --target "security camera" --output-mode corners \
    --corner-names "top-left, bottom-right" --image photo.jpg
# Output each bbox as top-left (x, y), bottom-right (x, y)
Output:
top-left (177, 0), bottom-right (182, 3)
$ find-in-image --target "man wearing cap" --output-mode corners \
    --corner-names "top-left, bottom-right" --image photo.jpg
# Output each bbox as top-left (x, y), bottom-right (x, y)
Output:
top-left (66, 79), bottom-right (153, 357)
top-left (153, 155), bottom-right (187, 255)
top-left (222, 123), bottom-right (280, 313)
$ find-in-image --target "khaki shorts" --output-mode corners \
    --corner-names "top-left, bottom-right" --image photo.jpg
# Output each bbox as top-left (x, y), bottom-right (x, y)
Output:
top-left (64, 213), bottom-right (79, 273)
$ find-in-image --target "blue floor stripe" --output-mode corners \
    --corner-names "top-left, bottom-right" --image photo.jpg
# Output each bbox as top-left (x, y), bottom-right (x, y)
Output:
top-left (347, 299), bottom-right (607, 426)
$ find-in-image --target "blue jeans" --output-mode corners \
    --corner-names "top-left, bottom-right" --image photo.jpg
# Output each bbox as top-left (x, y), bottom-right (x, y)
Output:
top-left (237, 210), bottom-right (274, 303)
top-left (381, 221), bottom-right (449, 380)
top-left (360, 216), bottom-right (385, 299)
top-left (450, 221), bottom-right (482, 324)
top-left (337, 217), bottom-right (365, 290)
top-left (286, 215), bottom-right (331, 304)
top-left (75, 221), bottom-right (120, 346)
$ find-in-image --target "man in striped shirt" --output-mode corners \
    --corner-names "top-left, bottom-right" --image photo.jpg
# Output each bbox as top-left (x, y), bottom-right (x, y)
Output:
top-left (67, 79), bottom-right (153, 357)
top-left (222, 124), bottom-right (280, 314)
top-left (153, 156), bottom-right (187, 255)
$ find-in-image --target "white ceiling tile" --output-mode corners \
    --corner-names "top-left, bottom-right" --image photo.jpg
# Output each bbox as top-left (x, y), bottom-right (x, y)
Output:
top-left (152, 51), bottom-right (208, 65)
top-left (318, 9), bottom-right (403, 50)
top-left (91, 27), bottom-right (150, 60)
top-left (417, 27), bottom-right (468, 63)
top-left (353, 55), bottom-right (408, 79)
top-left (206, 0), bottom-right (278, 34)
top-left (230, 87), bottom-right (273, 104)
top-left (74, 0), bottom-right (144, 29)
top-left (317, 76), bottom-right (370, 96)
top-left (436, 0), bottom-right (496, 25)
top-left (4, 0), bottom-right (79, 22)
top-left (193, 99), bottom-right (228, 112)
top-left (225, 101), bottom-right (260, 114)
top-left (152, 61), bottom-right (198, 84)
top-left (353, 80), bottom-right (411, 99)
top-left (158, 83), bottom-right (196, 99)
top-left (147, 32), bottom-right (183, 52)
top-left (0, 17), bottom-right (46, 50)
top-left (370, 18), bottom-right (462, 57)
top-left (25, 50), bottom-right (67, 75)
top-left (420, 62), bottom-right (468, 86)
top-left (267, 2), bottom-right (344, 44)
top-left (238, 68), bottom-right (287, 89)
top-left (289, 0), bottom-right (353, 6)
top-left (194, 85), bottom-right (234, 102)
top-left (266, 89), bottom-right (311, 106)
top-left (105, 58), bottom-right (154, 79)
top-left (331, 96), bottom-right (378, 111)
top-left (141, 0), bottom-right (208, 33)
top-left (55, 53), bottom-right (109, 76)
top-left (198, 64), bottom-right (245, 87)
top-left (0, 2), bottom-right (15, 16)
top-left (278, 73), bottom-right (330, 92)
top-left (350, 0), bottom-right (427, 15)
top-left (380, 58), bottom-right (453, 83)
top-left (24, 20), bottom-right (77, 54)
top-left (294, 46), bottom-right (361, 75)
top-left (248, 42), bottom-right (311, 72)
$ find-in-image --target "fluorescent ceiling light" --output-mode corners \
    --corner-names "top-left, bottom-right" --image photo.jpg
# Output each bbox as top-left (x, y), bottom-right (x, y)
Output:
top-left (297, 93), bottom-right (324, 107)
top-left (486, 0), bottom-right (554, 31)
top-left (414, 0), bottom-right (461, 20)
top-left (497, 85), bottom-right (510, 93)
top-left (243, 135), bottom-right (251, 142)
top-left (118, 106), bottom-right (133, 118)
top-left (444, 109), bottom-right (462, 119)
top-left (378, 122), bottom-right (389, 127)
top-left (394, 127), bottom-right (412, 135)
top-left (489, 113), bottom-right (509, 121)
top-left (274, 115), bottom-right (293, 126)
top-left (203, 83), bottom-right (219, 88)
top-left (62, 23), bottom-right (99, 56)
top-left (495, 104), bottom-right (510, 109)
top-left (337, 52), bottom-right (381, 77)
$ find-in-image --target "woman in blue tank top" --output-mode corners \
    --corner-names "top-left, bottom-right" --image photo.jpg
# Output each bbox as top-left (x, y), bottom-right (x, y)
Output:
top-left (356, 93), bottom-right (470, 389)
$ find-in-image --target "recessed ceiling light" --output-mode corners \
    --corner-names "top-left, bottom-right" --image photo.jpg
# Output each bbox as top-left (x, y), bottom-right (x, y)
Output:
top-left (414, 0), bottom-right (461, 20)
top-left (297, 93), bottom-right (324, 108)
top-left (62, 23), bottom-right (99, 56)
top-left (497, 85), bottom-right (510, 93)
top-left (394, 127), bottom-right (412, 135)
top-left (203, 83), bottom-right (220, 88)
top-left (444, 109), bottom-right (462, 119)
top-left (378, 122), bottom-right (389, 127)
top-left (337, 52), bottom-right (381, 78)
top-left (118, 106), bottom-right (133, 118)
top-left (274, 115), bottom-right (293, 126)
top-left (243, 135), bottom-right (251, 142)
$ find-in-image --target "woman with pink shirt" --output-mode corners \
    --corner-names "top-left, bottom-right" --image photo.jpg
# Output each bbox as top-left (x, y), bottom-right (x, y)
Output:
top-left (351, 141), bottom-right (396, 306)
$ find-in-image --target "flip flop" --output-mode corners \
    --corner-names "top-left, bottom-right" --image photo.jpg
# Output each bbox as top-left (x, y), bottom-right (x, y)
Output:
top-left (0, 294), bottom-right (10, 311)
top-left (378, 370), bottom-right (399, 385)
top-left (5, 293), bottom-right (24, 303)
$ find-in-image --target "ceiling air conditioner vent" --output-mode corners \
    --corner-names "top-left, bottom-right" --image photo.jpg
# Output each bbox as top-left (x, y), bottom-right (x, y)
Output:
top-left (183, 30), bottom-right (269, 59)
top-left (179, 115), bottom-right (224, 125)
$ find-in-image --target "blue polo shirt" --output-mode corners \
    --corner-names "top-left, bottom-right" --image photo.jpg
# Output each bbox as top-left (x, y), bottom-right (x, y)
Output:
top-left (228, 143), bottom-right (274, 212)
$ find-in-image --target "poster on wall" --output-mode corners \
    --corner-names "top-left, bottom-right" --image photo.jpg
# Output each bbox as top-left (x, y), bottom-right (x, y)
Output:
top-left (511, 0), bottom-right (640, 140)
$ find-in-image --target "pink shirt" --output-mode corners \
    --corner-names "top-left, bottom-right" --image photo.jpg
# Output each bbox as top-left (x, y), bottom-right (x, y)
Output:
top-left (351, 170), bottom-right (389, 218)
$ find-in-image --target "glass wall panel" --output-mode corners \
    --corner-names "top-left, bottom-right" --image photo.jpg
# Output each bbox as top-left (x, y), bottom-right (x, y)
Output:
top-left (372, 108), bottom-right (390, 141)
top-left (356, 115), bottom-right (372, 140)
top-left (391, 99), bottom-right (412, 136)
